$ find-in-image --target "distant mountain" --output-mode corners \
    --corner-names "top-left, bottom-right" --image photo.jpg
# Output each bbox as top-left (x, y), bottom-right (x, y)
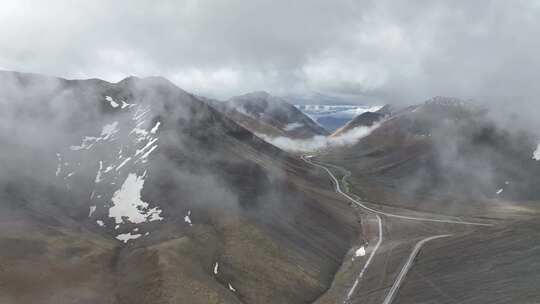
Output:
top-left (203, 96), bottom-right (289, 138)
top-left (331, 105), bottom-right (391, 137)
top-left (220, 91), bottom-right (329, 138)
top-left (296, 104), bottom-right (383, 132)
top-left (0, 71), bottom-right (357, 304)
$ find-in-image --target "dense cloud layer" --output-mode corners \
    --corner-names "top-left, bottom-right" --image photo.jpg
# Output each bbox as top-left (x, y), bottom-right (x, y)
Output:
top-left (1, 0), bottom-right (540, 112)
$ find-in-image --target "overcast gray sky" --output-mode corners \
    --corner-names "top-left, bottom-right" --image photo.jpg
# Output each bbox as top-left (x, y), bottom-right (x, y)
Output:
top-left (1, 0), bottom-right (540, 105)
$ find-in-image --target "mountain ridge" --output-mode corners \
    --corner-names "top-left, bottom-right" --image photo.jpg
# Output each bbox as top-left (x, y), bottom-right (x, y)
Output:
top-left (0, 70), bottom-right (358, 304)
top-left (221, 91), bottom-right (330, 138)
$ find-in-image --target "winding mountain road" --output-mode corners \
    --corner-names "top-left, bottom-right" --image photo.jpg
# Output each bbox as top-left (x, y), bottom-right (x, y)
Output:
top-left (301, 155), bottom-right (491, 227)
top-left (301, 154), bottom-right (491, 304)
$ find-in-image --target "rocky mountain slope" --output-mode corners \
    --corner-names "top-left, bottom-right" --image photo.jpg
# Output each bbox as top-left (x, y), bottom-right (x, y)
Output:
top-left (0, 71), bottom-right (359, 304)
top-left (309, 97), bottom-right (540, 303)
top-left (321, 96), bottom-right (540, 218)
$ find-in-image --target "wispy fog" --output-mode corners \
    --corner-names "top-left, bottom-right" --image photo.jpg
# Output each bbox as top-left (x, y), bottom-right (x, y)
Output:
top-left (256, 123), bottom-right (380, 152)
top-left (0, 72), bottom-right (244, 232)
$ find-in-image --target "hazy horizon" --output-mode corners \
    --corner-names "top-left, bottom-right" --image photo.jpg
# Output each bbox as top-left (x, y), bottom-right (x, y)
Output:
top-left (1, 0), bottom-right (540, 109)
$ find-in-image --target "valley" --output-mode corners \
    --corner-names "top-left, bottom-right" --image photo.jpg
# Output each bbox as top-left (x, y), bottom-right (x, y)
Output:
top-left (301, 155), bottom-right (493, 304)
top-left (3, 2), bottom-right (540, 303)
top-left (1, 71), bottom-right (539, 304)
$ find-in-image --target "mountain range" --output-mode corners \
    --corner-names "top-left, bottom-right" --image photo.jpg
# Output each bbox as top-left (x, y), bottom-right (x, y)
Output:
top-left (207, 91), bottom-right (329, 139)
top-left (1, 71), bottom-right (540, 304)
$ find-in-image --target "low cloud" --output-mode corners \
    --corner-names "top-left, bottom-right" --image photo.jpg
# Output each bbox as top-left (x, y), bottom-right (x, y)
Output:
top-left (256, 123), bottom-right (380, 152)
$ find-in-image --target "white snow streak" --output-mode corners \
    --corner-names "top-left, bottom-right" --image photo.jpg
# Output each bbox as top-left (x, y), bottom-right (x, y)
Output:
top-left (89, 205), bottom-right (96, 217)
top-left (135, 138), bottom-right (158, 157)
top-left (55, 153), bottom-right (62, 176)
top-left (115, 157), bottom-right (132, 171)
top-left (184, 210), bottom-right (193, 226)
top-left (213, 262), bottom-right (219, 275)
top-left (95, 161), bottom-right (103, 183)
top-left (140, 145), bottom-right (158, 160)
top-left (150, 121), bottom-right (161, 134)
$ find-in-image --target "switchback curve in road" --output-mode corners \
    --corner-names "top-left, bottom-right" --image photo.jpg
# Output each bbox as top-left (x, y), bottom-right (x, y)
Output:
top-left (301, 155), bottom-right (491, 227)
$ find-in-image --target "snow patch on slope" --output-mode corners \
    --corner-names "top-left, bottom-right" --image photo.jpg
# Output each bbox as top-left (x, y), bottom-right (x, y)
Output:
top-left (533, 144), bottom-right (540, 161)
top-left (105, 96), bottom-right (119, 108)
top-left (108, 173), bottom-right (163, 225)
top-left (355, 246), bottom-right (366, 257)
top-left (116, 232), bottom-right (142, 243)
top-left (184, 210), bottom-right (193, 226)
top-left (56, 100), bottom-right (164, 239)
